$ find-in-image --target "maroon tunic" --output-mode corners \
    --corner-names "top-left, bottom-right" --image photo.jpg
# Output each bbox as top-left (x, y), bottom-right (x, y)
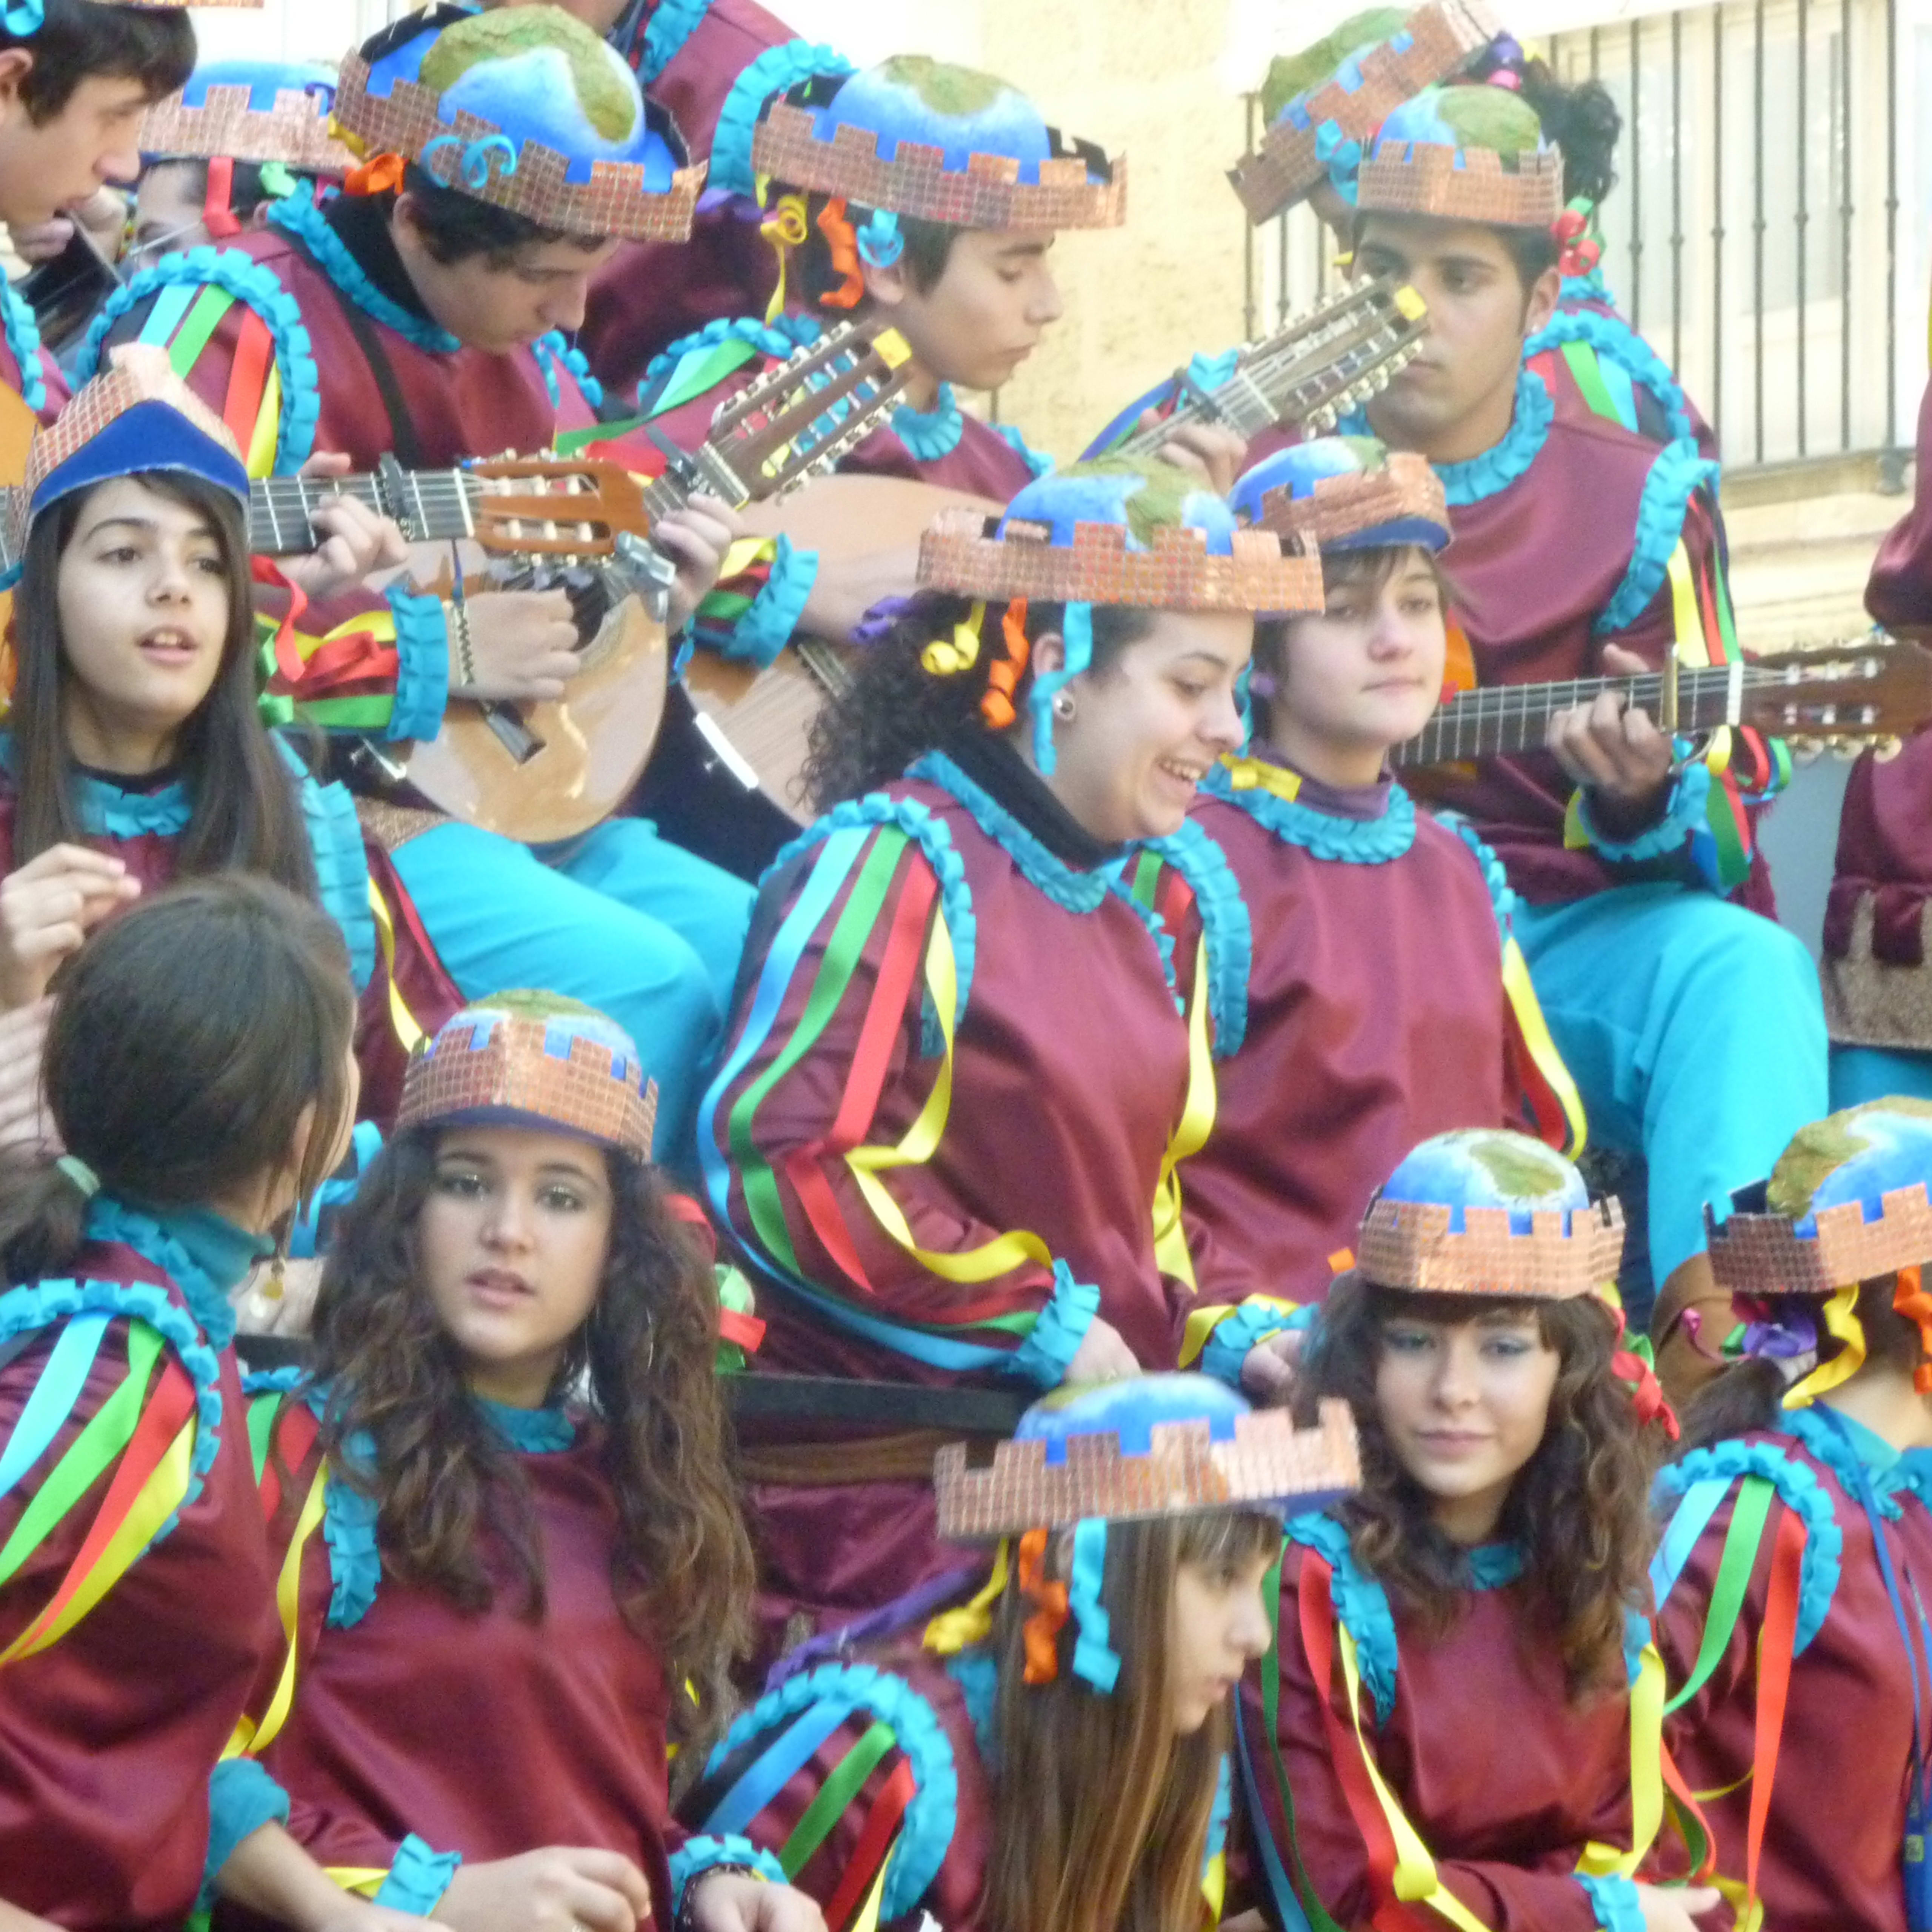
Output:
top-left (0, 1239), bottom-right (275, 1928)
top-left (249, 1404), bottom-right (680, 1918)
top-left (1169, 772), bottom-right (1517, 1307)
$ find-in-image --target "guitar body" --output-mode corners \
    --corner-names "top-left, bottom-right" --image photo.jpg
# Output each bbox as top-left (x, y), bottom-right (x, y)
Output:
top-left (401, 597), bottom-right (669, 844)
top-left (684, 641), bottom-right (852, 820)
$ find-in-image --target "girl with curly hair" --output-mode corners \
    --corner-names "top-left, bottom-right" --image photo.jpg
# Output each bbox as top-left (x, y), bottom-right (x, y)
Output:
top-left (218, 991), bottom-right (823, 1932)
top-left (1654, 1103), bottom-right (1932, 1932)
top-left (1240, 1127), bottom-right (1712, 1932)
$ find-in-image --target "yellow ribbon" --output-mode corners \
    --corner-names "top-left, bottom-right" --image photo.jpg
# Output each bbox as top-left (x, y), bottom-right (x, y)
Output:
top-left (367, 878), bottom-right (426, 1055)
top-left (1221, 753), bottom-right (1303, 802)
top-left (920, 602), bottom-right (986, 677)
top-left (246, 366), bottom-right (282, 479)
top-left (224, 1459), bottom-right (329, 1759)
top-left (327, 1870), bottom-right (390, 1898)
top-left (1500, 933), bottom-right (1588, 1156)
top-left (1179, 1295), bottom-right (1300, 1370)
top-left (761, 191), bottom-right (811, 323)
top-left (923, 1540), bottom-right (1011, 1655)
top-left (1151, 941), bottom-right (1218, 1291)
top-left (1782, 1280), bottom-right (1866, 1408)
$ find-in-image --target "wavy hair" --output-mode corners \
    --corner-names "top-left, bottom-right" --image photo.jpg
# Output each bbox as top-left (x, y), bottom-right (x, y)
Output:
top-left (1297, 1274), bottom-right (1663, 1697)
top-left (308, 1130), bottom-right (754, 1735)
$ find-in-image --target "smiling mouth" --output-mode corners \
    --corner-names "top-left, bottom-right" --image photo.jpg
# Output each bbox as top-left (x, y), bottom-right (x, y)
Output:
top-left (1157, 758), bottom-right (1208, 789)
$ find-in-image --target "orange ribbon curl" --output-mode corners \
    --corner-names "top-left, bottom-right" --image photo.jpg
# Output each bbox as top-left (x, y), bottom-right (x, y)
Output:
top-left (344, 152), bottom-right (406, 197)
top-left (981, 598), bottom-right (1031, 729)
top-left (1894, 1264), bottom-right (1932, 1393)
top-left (817, 197), bottom-right (865, 309)
top-left (1016, 1526), bottom-right (1068, 1684)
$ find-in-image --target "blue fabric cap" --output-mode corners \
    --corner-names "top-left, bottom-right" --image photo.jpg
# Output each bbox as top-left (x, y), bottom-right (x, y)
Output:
top-left (1780, 1106), bottom-right (1932, 1234)
top-left (1377, 1127), bottom-right (1593, 1236)
top-left (1015, 1372), bottom-right (1254, 1464)
top-left (811, 59), bottom-right (1075, 183)
top-left (29, 400), bottom-right (247, 529)
top-left (181, 58), bottom-right (336, 112)
top-left (998, 468), bottom-right (1239, 555)
top-left (1231, 437), bottom-right (1450, 553)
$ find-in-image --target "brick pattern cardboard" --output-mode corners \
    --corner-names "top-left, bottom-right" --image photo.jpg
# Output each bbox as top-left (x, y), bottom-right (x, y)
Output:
top-left (1709, 1186), bottom-right (1932, 1296)
top-left (141, 81), bottom-right (352, 175)
top-left (1357, 138), bottom-right (1564, 229)
top-left (1358, 1196), bottom-right (1626, 1297)
top-left (1252, 449), bottom-right (1446, 547)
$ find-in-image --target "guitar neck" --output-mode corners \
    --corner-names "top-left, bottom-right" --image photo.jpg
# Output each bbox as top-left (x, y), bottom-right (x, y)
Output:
top-left (1395, 663), bottom-right (1748, 768)
top-left (248, 470), bottom-right (476, 552)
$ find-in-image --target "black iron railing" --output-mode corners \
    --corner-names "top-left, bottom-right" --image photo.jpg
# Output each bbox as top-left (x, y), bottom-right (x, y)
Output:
top-left (1244, 0), bottom-right (1906, 472)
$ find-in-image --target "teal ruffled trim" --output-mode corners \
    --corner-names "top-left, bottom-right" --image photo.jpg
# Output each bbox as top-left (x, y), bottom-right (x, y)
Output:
top-left (991, 421), bottom-right (1054, 480)
top-left (1204, 1753), bottom-right (1232, 1883)
top-left (913, 749), bottom-right (1112, 915)
top-left (1594, 438), bottom-right (1719, 637)
top-left (1198, 1300), bottom-right (1311, 1389)
top-left (727, 532), bottom-right (817, 668)
top-left (1561, 267), bottom-right (1614, 306)
top-left (763, 791), bottom-right (978, 1019)
top-left (1784, 1406), bottom-right (1917, 1520)
top-left (894, 386), bottom-right (965, 460)
top-left (1435, 368), bottom-right (1554, 508)
top-left (0, 1271), bottom-right (223, 1526)
top-left (200, 1758), bottom-right (289, 1906)
top-left (534, 329), bottom-right (605, 412)
top-left (1146, 814), bottom-right (1253, 1057)
top-left (701, 1660), bottom-right (958, 1919)
top-left (477, 1398), bottom-right (575, 1451)
top-left (1432, 808), bottom-right (1517, 937)
top-left (76, 239), bottom-right (322, 472)
top-left (386, 588), bottom-right (451, 742)
top-left (1525, 306), bottom-right (1696, 445)
top-left (240, 1365), bottom-right (308, 1395)
top-left (640, 310), bottom-right (821, 388)
top-left (0, 280), bottom-right (48, 417)
top-left (1464, 1542), bottom-right (1524, 1589)
top-left (374, 1834), bottom-right (462, 1913)
top-left (269, 186), bottom-right (461, 357)
top-left (944, 1647), bottom-right (998, 1765)
top-left (1006, 1259), bottom-right (1100, 1389)
top-left (73, 768), bottom-right (192, 840)
top-left (1286, 1510), bottom-right (1398, 1721)
top-left (1655, 1435), bottom-right (1843, 1653)
top-left (1578, 1872), bottom-right (1645, 1932)
top-left (321, 1425), bottom-right (383, 1629)
top-left (1574, 745), bottom-right (1710, 871)
top-left (639, 0), bottom-right (709, 80)
top-left (274, 734), bottom-right (375, 993)
top-left (1621, 1607), bottom-right (1651, 1685)
top-left (1201, 761), bottom-right (1417, 866)
top-left (708, 42), bottom-right (854, 199)
top-left (670, 1834), bottom-right (788, 1908)
top-left (85, 1195), bottom-right (243, 1343)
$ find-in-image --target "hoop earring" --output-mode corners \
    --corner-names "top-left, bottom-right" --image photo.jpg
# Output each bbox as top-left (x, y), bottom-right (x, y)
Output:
top-left (1052, 691), bottom-right (1076, 721)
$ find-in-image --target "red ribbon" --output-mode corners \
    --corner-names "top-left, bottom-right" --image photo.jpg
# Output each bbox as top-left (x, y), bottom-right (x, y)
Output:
top-left (203, 155), bottom-right (242, 240)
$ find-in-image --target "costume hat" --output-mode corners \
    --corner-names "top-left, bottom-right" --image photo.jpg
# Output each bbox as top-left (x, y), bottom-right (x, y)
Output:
top-left (1234, 435), bottom-right (1449, 553)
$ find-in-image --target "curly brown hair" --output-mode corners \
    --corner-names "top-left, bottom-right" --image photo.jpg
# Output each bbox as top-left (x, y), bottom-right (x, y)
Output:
top-left (307, 1129), bottom-right (755, 1737)
top-left (1296, 1274), bottom-right (1664, 1698)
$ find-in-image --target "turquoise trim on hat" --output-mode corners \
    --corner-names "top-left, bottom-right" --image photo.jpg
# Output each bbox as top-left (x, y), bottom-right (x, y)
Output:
top-left (709, 40), bottom-right (855, 199)
top-left (638, 0), bottom-right (707, 82)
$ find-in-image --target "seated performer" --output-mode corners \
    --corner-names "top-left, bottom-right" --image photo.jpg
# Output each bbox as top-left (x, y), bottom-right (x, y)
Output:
top-left (0, 875), bottom-right (361, 1927)
top-left (129, 58), bottom-right (349, 263)
top-left (1320, 78), bottom-right (1824, 1372)
top-left (701, 459), bottom-right (1311, 1643)
top-left (1654, 1103), bottom-right (1932, 1932)
top-left (678, 1373), bottom-right (1361, 1932)
top-left (1156, 439), bottom-right (1582, 1362)
top-left (1227, 4), bottom-right (1711, 452)
top-left (1241, 1128), bottom-right (1709, 1932)
top-left (0, 0), bottom-right (200, 423)
top-left (87, 5), bottom-right (758, 1155)
top-left (216, 992), bottom-right (818, 1932)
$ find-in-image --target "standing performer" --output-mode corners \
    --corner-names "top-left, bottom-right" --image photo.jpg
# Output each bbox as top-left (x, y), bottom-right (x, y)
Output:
top-left (677, 1374), bottom-right (1361, 1932)
top-left (86, 5), bottom-right (760, 1154)
top-left (1653, 1102), bottom-right (1932, 1932)
top-left (1156, 439), bottom-right (1583, 1366)
top-left (701, 460), bottom-right (1314, 1643)
top-left (1239, 1128), bottom-right (1706, 1932)
top-left (0, 875), bottom-right (361, 1930)
top-left (215, 992), bottom-right (820, 1932)
top-left (1317, 78), bottom-right (1824, 1373)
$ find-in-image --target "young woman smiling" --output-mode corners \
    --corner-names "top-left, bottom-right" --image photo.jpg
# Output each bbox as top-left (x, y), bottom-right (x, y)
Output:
top-left (1239, 1128), bottom-right (1712, 1932)
top-left (701, 459), bottom-right (1314, 1649)
top-left (218, 991), bottom-right (821, 1932)
top-left (677, 1374), bottom-right (1361, 1932)
top-left (1161, 439), bottom-right (1583, 1394)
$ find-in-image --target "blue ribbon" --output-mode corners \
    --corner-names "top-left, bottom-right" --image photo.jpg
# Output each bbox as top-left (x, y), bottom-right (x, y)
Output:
top-left (0, 0), bottom-right (42, 32)
top-left (1068, 1518), bottom-right (1121, 1691)
top-left (1314, 121), bottom-right (1363, 203)
top-left (1029, 600), bottom-right (1091, 774)
top-left (421, 133), bottom-right (519, 192)
top-left (856, 208), bottom-right (903, 269)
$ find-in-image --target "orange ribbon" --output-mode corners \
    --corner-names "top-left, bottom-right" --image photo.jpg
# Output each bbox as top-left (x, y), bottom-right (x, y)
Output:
top-left (1895, 1264), bottom-right (1932, 1394)
top-left (981, 598), bottom-right (1031, 729)
top-left (1016, 1526), bottom-right (1068, 1684)
top-left (817, 197), bottom-right (865, 309)
top-left (344, 152), bottom-right (406, 198)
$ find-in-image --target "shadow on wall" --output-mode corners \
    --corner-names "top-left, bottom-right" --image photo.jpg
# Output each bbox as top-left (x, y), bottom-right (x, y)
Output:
top-left (1756, 753), bottom-right (1853, 961)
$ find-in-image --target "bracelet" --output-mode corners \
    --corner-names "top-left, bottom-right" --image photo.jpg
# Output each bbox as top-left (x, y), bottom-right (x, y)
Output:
top-left (675, 1863), bottom-right (760, 1932)
top-left (444, 595), bottom-right (476, 688)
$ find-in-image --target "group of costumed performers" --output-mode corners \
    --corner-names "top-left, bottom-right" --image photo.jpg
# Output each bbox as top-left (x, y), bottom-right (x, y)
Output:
top-left (85, 3), bottom-right (772, 1158)
top-left (676, 1373), bottom-right (1361, 1932)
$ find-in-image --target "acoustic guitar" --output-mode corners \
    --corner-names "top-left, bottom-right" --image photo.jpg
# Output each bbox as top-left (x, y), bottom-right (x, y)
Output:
top-left (686, 273), bottom-right (1431, 822)
top-left (341, 318), bottom-right (915, 844)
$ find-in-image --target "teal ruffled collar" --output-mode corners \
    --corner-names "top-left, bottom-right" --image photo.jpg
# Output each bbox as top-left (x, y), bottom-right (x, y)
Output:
top-left (84, 1195), bottom-right (270, 1352)
top-left (476, 1396), bottom-right (576, 1452)
top-left (270, 185), bottom-right (462, 357)
top-left (893, 385), bottom-right (964, 460)
top-left (1463, 1541), bottom-right (1524, 1589)
top-left (1434, 368), bottom-right (1554, 507)
top-left (1786, 1404), bottom-right (1915, 1517)
top-left (912, 749), bottom-right (1118, 914)
top-left (1202, 761), bottom-right (1417, 864)
top-left (0, 730), bottom-right (192, 838)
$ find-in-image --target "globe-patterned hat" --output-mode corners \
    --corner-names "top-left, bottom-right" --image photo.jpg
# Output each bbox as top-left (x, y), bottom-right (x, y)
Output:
top-left (1353, 82), bottom-right (1564, 229)
top-left (1234, 436), bottom-right (1449, 554)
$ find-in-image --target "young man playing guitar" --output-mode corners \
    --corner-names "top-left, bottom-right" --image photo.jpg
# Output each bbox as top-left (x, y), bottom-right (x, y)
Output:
top-left (1330, 79), bottom-right (1828, 1387)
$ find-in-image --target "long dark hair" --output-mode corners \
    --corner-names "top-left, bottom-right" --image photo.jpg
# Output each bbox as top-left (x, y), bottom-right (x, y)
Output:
top-left (803, 590), bottom-right (1155, 808)
top-left (9, 472), bottom-right (318, 898)
top-left (1297, 1274), bottom-right (1661, 1697)
top-left (0, 875), bottom-right (356, 1285)
top-left (308, 1129), bottom-right (755, 1737)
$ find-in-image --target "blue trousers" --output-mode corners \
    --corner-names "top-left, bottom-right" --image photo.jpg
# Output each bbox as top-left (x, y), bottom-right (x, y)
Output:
top-left (1513, 884), bottom-right (1828, 1283)
top-left (394, 818), bottom-right (754, 1163)
top-left (1830, 1043), bottom-right (1932, 1109)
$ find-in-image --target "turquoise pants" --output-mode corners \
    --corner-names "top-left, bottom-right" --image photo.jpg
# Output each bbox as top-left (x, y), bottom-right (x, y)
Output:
top-left (394, 818), bottom-right (754, 1163)
top-left (1514, 884), bottom-right (1829, 1283)
top-left (1830, 1043), bottom-right (1932, 1109)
